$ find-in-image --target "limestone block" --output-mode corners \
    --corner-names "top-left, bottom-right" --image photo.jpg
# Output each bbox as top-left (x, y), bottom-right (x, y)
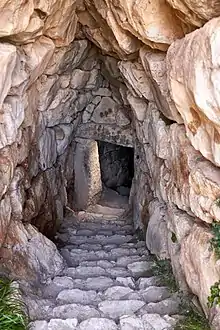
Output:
top-left (140, 47), bottom-right (182, 123)
top-left (73, 139), bottom-right (102, 210)
top-left (180, 224), bottom-right (220, 314)
top-left (0, 196), bottom-right (11, 248)
top-left (76, 123), bottom-right (133, 147)
top-left (0, 96), bottom-right (25, 149)
top-left (167, 17), bottom-right (220, 167)
top-left (23, 173), bottom-right (47, 222)
top-left (0, 222), bottom-right (65, 283)
top-left (0, 1), bottom-right (34, 37)
top-left (70, 69), bottom-right (91, 89)
top-left (118, 61), bottom-right (154, 101)
top-left (43, 0), bottom-right (77, 47)
top-left (146, 200), bottom-right (169, 259)
top-left (38, 128), bottom-right (57, 170)
top-left (54, 124), bottom-right (74, 156)
top-left (167, 0), bottom-right (220, 27)
top-left (8, 166), bottom-right (27, 221)
top-left (126, 93), bottom-right (148, 122)
top-left (0, 43), bottom-right (16, 107)
top-left (91, 97), bottom-right (117, 124)
top-left (80, 0), bottom-right (187, 56)
top-left (23, 36), bottom-right (55, 87)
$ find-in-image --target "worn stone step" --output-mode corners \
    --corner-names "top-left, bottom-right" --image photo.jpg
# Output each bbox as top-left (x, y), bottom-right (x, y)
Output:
top-left (79, 260), bottom-right (115, 269)
top-left (62, 221), bottom-right (134, 233)
top-left (56, 288), bottom-right (102, 305)
top-left (98, 300), bottom-right (146, 320)
top-left (127, 261), bottom-right (154, 278)
top-left (137, 297), bottom-right (181, 316)
top-left (42, 276), bottom-right (75, 298)
top-left (103, 286), bottom-right (134, 300)
top-left (119, 314), bottom-right (173, 330)
top-left (86, 204), bottom-right (126, 217)
top-left (66, 234), bottom-right (134, 246)
top-left (65, 266), bottom-right (108, 279)
top-left (78, 317), bottom-right (117, 330)
top-left (59, 276), bottom-right (115, 291)
top-left (30, 318), bottom-right (78, 330)
top-left (60, 247), bottom-right (149, 267)
top-left (25, 297), bottom-right (55, 321)
top-left (52, 303), bottom-right (100, 322)
top-left (65, 265), bottom-right (131, 279)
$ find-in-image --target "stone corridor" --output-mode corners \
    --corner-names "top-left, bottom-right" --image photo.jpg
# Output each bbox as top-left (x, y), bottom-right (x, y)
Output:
top-left (26, 191), bottom-right (181, 330)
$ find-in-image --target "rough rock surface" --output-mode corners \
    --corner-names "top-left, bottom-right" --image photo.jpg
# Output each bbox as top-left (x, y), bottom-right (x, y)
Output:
top-left (28, 206), bottom-right (181, 329)
top-left (0, 0), bottom-right (219, 328)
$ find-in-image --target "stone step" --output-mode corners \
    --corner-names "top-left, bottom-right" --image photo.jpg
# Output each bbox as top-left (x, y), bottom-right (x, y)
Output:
top-left (60, 247), bottom-right (150, 267)
top-left (58, 233), bottom-right (134, 246)
top-left (56, 288), bottom-right (102, 306)
top-left (78, 317), bottom-right (117, 330)
top-left (64, 265), bottom-right (131, 279)
top-left (98, 300), bottom-right (146, 320)
top-left (52, 303), bottom-right (100, 322)
top-left (86, 204), bottom-right (126, 217)
top-left (56, 276), bottom-right (115, 292)
top-left (60, 221), bottom-right (134, 233)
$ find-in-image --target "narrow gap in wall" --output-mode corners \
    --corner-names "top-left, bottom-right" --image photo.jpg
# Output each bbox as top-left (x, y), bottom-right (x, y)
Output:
top-left (97, 141), bottom-right (134, 197)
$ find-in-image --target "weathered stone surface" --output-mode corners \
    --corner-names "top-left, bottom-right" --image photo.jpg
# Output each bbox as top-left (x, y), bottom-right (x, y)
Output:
top-left (0, 222), bottom-right (64, 283)
top-left (103, 286), bottom-right (134, 300)
top-left (73, 139), bottom-right (102, 210)
top-left (56, 288), bottom-right (100, 305)
top-left (48, 318), bottom-right (78, 330)
top-left (98, 300), bottom-right (145, 319)
top-left (78, 318), bottom-right (117, 330)
top-left (167, 0), bottom-right (220, 27)
top-left (180, 224), bottom-right (220, 314)
top-left (146, 200), bottom-right (169, 259)
top-left (52, 303), bottom-right (100, 321)
top-left (167, 17), bottom-right (220, 167)
top-left (142, 313), bottom-right (172, 330)
top-left (141, 286), bottom-right (171, 303)
top-left (78, 0), bottom-right (187, 56)
top-left (120, 315), bottom-right (145, 330)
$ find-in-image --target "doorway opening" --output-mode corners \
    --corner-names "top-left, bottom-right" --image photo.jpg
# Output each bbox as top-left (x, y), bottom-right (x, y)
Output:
top-left (98, 141), bottom-right (134, 197)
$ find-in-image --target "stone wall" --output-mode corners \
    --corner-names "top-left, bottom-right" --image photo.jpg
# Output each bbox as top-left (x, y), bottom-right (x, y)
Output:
top-left (1, 0), bottom-right (220, 327)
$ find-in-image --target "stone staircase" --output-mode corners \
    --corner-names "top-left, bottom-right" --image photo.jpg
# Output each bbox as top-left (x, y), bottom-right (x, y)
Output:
top-left (27, 195), bottom-right (181, 330)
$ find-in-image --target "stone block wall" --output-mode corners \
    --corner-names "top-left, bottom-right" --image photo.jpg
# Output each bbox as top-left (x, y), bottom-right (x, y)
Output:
top-left (1, 0), bottom-right (220, 326)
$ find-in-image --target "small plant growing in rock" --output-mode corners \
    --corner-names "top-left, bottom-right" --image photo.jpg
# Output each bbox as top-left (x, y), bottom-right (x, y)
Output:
top-left (174, 300), bottom-right (210, 330)
top-left (171, 232), bottom-right (177, 243)
top-left (151, 259), bottom-right (178, 292)
top-left (215, 197), bottom-right (220, 207)
top-left (207, 281), bottom-right (220, 308)
top-left (210, 222), bottom-right (220, 258)
top-left (0, 277), bottom-right (28, 330)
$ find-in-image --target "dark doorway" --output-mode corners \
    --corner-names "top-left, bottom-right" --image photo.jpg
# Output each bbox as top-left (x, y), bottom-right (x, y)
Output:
top-left (98, 141), bottom-right (134, 196)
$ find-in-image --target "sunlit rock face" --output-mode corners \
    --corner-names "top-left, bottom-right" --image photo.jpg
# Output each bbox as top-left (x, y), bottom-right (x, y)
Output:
top-left (167, 17), bottom-right (220, 167)
top-left (166, 0), bottom-right (220, 27)
top-left (77, 0), bottom-right (190, 57)
top-left (1, 1), bottom-right (220, 327)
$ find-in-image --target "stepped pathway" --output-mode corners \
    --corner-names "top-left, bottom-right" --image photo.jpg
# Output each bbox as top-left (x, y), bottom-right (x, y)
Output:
top-left (27, 192), bottom-right (181, 330)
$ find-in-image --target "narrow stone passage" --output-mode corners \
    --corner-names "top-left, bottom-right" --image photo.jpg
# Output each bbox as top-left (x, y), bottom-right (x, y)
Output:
top-left (27, 193), bottom-right (181, 329)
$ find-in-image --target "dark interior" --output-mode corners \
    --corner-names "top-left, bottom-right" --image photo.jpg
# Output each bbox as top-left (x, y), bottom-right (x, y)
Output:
top-left (98, 141), bottom-right (134, 196)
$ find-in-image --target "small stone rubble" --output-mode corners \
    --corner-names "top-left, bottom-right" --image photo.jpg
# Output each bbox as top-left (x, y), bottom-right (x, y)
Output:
top-left (27, 204), bottom-right (181, 330)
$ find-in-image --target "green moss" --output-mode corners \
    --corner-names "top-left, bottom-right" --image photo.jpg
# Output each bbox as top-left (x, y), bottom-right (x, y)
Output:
top-left (171, 232), bottom-right (177, 243)
top-left (175, 302), bottom-right (210, 330)
top-left (210, 222), bottom-right (220, 258)
top-left (207, 281), bottom-right (220, 308)
top-left (215, 198), bottom-right (220, 208)
top-left (0, 278), bottom-right (28, 330)
top-left (151, 259), bottom-right (178, 292)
